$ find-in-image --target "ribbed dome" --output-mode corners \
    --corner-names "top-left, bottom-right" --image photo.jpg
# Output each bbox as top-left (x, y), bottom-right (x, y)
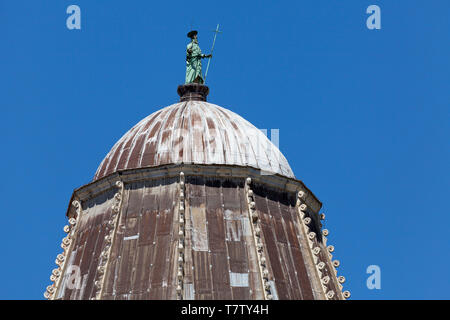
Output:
top-left (94, 101), bottom-right (295, 180)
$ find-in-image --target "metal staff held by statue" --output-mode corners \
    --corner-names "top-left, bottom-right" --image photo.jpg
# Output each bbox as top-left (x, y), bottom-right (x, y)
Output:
top-left (204, 24), bottom-right (221, 83)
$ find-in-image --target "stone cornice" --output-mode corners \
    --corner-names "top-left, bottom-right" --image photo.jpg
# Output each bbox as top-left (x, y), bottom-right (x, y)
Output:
top-left (66, 164), bottom-right (322, 218)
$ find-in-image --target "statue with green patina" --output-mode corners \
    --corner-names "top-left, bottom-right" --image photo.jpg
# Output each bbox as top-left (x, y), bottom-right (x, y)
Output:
top-left (185, 30), bottom-right (212, 84)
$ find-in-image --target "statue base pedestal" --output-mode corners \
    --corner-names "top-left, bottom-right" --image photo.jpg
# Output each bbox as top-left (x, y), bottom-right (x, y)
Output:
top-left (177, 83), bottom-right (209, 102)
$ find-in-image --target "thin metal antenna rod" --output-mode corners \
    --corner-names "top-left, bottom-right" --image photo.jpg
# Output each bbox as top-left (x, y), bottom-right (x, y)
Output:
top-left (204, 24), bottom-right (221, 83)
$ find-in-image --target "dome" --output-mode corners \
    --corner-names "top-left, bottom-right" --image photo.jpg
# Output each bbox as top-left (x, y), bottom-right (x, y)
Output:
top-left (94, 93), bottom-right (295, 181)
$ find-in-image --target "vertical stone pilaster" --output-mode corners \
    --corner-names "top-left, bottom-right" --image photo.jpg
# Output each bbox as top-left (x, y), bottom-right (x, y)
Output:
top-left (245, 177), bottom-right (274, 300)
top-left (93, 180), bottom-right (124, 299)
top-left (176, 172), bottom-right (186, 299)
top-left (45, 199), bottom-right (82, 300)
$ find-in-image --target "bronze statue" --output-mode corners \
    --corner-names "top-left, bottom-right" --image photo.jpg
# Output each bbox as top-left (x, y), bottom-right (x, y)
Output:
top-left (185, 30), bottom-right (212, 84)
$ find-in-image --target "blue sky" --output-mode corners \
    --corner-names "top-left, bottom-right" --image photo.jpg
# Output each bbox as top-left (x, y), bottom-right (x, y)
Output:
top-left (1, 0), bottom-right (449, 299)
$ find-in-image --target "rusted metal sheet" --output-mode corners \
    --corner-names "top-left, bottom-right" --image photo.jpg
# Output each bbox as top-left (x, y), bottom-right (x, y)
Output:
top-left (286, 205), bottom-right (315, 300)
top-left (55, 170), bottom-right (340, 300)
top-left (114, 183), bottom-right (142, 296)
top-left (205, 179), bottom-right (230, 299)
top-left (94, 101), bottom-right (295, 181)
top-left (57, 189), bottom-right (116, 300)
top-left (192, 251), bottom-right (213, 299)
top-left (252, 184), bottom-right (320, 300)
top-left (98, 178), bottom-right (178, 300)
top-left (185, 177), bottom-right (259, 300)
top-left (189, 181), bottom-right (214, 299)
top-left (147, 178), bottom-right (177, 299)
top-left (131, 180), bottom-right (159, 295)
top-left (210, 253), bottom-right (232, 299)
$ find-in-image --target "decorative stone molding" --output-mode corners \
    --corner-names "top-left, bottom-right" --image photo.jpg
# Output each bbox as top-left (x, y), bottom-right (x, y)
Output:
top-left (316, 213), bottom-right (351, 300)
top-left (245, 177), bottom-right (273, 300)
top-left (44, 199), bottom-right (82, 299)
top-left (93, 180), bottom-right (124, 300)
top-left (326, 290), bottom-right (335, 299)
top-left (176, 172), bottom-right (186, 300)
top-left (295, 191), bottom-right (329, 300)
top-left (71, 164), bottom-right (322, 215)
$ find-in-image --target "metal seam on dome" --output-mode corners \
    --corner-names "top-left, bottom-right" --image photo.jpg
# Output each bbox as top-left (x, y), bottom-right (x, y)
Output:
top-left (201, 102), bottom-right (227, 165)
top-left (220, 106), bottom-right (247, 166)
top-left (191, 101), bottom-right (206, 164)
top-left (208, 106), bottom-right (234, 165)
top-left (199, 102), bottom-right (216, 165)
top-left (214, 105), bottom-right (248, 169)
top-left (123, 110), bottom-right (159, 170)
top-left (155, 104), bottom-right (178, 166)
top-left (185, 101), bottom-right (194, 164)
top-left (136, 107), bottom-right (170, 168)
top-left (212, 106), bottom-right (242, 166)
top-left (170, 101), bottom-right (187, 165)
top-left (140, 107), bottom-right (170, 168)
top-left (175, 102), bottom-right (189, 164)
top-left (102, 124), bottom-right (140, 179)
top-left (227, 106), bottom-right (293, 177)
top-left (215, 106), bottom-right (257, 168)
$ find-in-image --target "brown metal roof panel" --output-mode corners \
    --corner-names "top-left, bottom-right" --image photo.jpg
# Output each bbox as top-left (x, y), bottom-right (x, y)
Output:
top-left (210, 252), bottom-right (232, 299)
top-left (76, 221), bottom-right (102, 298)
top-left (259, 216), bottom-right (290, 299)
top-left (132, 243), bottom-right (155, 295)
top-left (192, 251), bottom-right (213, 297)
top-left (227, 241), bottom-right (248, 274)
top-left (150, 234), bottom-right (172, 288)
top-left (248, 271), bottom-right (264, 299)
top-left (205, 198), bottom-right (227, 253)
top-left (139, 202), bottom-right (158, 246)
top-left (278, 243), bottom-right (302, 300)
top-left (284, 216), bottom-right (301, 249)
top-left (114, 240), bottom-right (132, 295)
top-left (147, 284), bottom-right (167, 300)
top-left (155, 184), bottom-right (177, 236)
top-left (83, 224), bottom-right (107, 299)
top-left (290, 246), bottom-right (314, 300)
top-left (232, 287), bottom-right (250, 300)
top-left (124, 183), bottom-right (145, 217)
top-left (103, 209), bottom-right (126, 297)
